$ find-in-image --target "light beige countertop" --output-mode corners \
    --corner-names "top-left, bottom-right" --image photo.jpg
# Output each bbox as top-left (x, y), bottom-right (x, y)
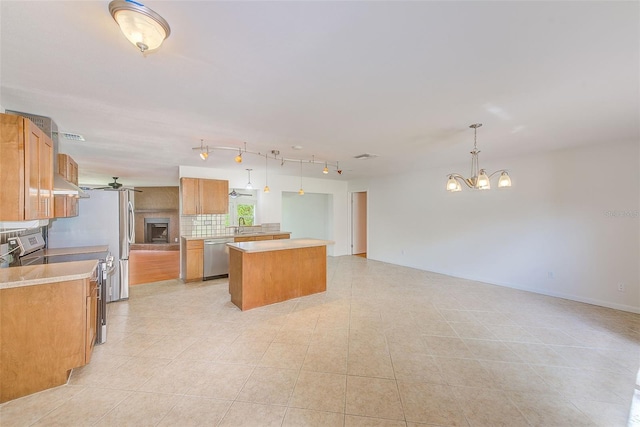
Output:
top-left (0, 260), bottom-right (98, 290)
top-left (42, 245), bottom-right (109, 257)
top-left (227, 238), bottom-right (334, 253)
top-left (182, 231), bottom-right (291, 241)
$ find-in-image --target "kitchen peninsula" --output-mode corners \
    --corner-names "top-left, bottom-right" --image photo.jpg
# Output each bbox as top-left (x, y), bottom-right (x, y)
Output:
top-left (227, 238), bottom-right (333, 310)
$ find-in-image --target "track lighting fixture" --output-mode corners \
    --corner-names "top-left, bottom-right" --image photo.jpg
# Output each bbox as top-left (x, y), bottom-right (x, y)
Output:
top-left (446, 123), bottom-right (512, 192)
top-left (235, 149), bottom-right (243, 163)
top-left (192, 139), bottom-right (211, 161)
top-left (323, 162), bottom-right (329, 174)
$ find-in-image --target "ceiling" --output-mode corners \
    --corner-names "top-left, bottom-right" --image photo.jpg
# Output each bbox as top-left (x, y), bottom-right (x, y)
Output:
top-left (1, 1), bottom-right (637, 187)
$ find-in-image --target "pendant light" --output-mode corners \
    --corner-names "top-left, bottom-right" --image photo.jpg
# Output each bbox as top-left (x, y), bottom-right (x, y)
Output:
top-left (245, 169), bottom-right (253, 189)
top-left (323, 162), bottom-right (329, 174)
top-left (298, 160), bottom-right (304, 195)
top-left (263, 155), bottom-right (270, 193)
top-left (108, 0), bottom-right (171, 53)
top-left (446, 123), bottom-right (512, 192)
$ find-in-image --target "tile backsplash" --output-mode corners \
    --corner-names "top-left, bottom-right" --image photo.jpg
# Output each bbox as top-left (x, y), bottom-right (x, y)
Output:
top-left (180, 214), bottom-right (228, 237)
top-left (180, 215), bottom-right (280, 238)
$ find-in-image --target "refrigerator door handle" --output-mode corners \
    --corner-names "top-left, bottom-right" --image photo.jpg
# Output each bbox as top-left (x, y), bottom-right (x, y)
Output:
top-left (127, 200), bottom-right (135, 244)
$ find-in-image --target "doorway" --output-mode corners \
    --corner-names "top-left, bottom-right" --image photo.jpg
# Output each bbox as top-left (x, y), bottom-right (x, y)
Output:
top-left (351, 191), bottom-right (367, 257)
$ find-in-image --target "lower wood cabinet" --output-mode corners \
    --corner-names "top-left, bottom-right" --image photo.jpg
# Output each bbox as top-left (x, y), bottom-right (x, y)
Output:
top-left (0, 275), bottom-right (97, 403)
top-left (181, 238), bottom-right (204, 282)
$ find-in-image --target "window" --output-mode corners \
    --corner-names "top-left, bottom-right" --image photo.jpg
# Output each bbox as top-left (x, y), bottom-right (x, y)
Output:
top-left (237, 203), bottom-right (255, 226)
top-left (227, 190), bottom-right (257, 227)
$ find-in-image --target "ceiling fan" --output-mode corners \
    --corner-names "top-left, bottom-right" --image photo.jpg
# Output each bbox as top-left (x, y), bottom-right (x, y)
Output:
top-left (229, 189), bottom-right (252, 199)
top-left (93, 177), bottom-right (142, 192)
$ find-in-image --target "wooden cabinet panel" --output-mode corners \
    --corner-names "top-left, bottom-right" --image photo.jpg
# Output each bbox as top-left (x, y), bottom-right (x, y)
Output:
top-left (54, 154), bottom-right (79, 218)
top-left (254, 235), bottom-right (273, 241)
top-left (180, 177), bottom-right (199, 215)
top-left (54, 195), bottom-right (78, 218)
top-left (0, 278), bottom-right (90, 403)
top-left (58, 154), bottom-right (78, 184)
top-left (39, 137), bottom-right (53, 219)
top-left (234, 236), bottom-right (255, 242)
top-left (272, 234), bottom-right (291, 240)
top-left (199, 179), bottom-right (228, 214)
top-left (181, 238), bottom-right (204, 282)
top-left (181, 178), bottom-right (228, 215)
top-left (0, 114), bottom-right (53, 221)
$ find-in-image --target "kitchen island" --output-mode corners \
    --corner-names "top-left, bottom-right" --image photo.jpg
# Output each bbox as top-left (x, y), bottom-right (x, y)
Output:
top-left (227, 238), bottom-right (333, 310)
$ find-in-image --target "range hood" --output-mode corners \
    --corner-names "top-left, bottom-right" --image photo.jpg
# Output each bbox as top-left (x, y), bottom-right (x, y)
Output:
top-left (53, 174), bottom-right (88, 197)
top-left (5, 110), bottom-right (89, 198)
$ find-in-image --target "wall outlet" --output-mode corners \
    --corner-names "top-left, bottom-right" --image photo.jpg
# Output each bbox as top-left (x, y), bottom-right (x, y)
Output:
top-left (617, 283), bottom-right (625, 292)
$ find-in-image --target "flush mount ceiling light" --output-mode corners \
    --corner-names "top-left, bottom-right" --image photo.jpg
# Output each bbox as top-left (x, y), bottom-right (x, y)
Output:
top-left (109, 0), bottom-right (171, 53)
top-left (446, 123), bottom-right (512, 192)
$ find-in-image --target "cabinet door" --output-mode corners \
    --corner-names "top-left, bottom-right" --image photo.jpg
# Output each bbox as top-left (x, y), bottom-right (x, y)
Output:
top-left (199, 179), bottom-right (229, 214)
top-left (181, 177), bottom-right (199, 215)
top-left (25, 123), bottom-right (41, 220)
top-left (186, 248), bottom-right (203, 281)
top-left (234, 236), bottom-right (255, 242)
top-left (39, 136), bottom-right (53, 219)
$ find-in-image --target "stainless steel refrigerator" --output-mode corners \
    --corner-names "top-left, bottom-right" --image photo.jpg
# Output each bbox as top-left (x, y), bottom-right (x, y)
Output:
top-left (47, 189), bottom-right (134, 302)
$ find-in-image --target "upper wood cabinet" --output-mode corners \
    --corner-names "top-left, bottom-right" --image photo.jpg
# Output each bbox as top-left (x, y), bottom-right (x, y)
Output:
top-left (180, 178), bottom-right (228, 215)
top-left (54, 154), bottom-right (79, 218)
top-left (0, 113), bottom-right (53, 221)
top-left (58, 154), bottom-right (78, 184)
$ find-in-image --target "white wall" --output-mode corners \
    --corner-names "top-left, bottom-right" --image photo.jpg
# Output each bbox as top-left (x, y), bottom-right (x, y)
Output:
top-left (179, 166), bottom-right (349, 256)
top-left (282, 192), bottom-right (330, 240)
top-left (349, 141), bottom-right (640, 313)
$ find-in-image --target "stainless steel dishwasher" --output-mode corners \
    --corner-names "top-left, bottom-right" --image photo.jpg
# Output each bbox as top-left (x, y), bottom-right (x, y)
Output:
top-left (203, 238), bottom-right (234, 279)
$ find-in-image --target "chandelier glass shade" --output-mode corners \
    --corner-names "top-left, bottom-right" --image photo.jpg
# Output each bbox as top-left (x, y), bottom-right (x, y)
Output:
top-left (446, 123), bottom-right (511, 192)
top-left (109, 0), bottom-right (170, 53)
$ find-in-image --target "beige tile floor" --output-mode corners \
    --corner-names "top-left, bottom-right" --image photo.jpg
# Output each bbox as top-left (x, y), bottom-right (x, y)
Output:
top-left (2, 256), bottom-right (639, 426)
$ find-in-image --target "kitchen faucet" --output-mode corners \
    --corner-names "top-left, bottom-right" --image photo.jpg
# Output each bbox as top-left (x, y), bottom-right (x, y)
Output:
top-left (238, 217), bottom-right (246, 233)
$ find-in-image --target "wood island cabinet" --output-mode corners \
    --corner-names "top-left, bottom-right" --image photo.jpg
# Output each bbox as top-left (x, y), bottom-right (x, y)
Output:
top-left (54, 153), bottom-right (79, 218)
top-left (180, 178), bottom-right (228, 215)
top-left (181, 238), bottom-right (204, 282)
top-left (0, 113), bottom-right (54, 221)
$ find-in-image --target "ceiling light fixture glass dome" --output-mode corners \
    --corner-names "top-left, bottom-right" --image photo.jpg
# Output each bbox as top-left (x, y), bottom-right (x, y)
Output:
top-left (109, 0), bottom-right (171, 53)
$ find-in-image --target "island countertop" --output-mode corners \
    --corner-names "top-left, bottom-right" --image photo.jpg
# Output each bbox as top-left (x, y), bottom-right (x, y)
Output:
top-left (227, 238), bottom-right (334, 253)
top-left (0, 260), bottom-right (98, 290)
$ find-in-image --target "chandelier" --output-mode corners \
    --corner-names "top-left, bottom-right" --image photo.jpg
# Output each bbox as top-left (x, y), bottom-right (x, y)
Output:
top-left (446, 123), bottom-right (512, 192)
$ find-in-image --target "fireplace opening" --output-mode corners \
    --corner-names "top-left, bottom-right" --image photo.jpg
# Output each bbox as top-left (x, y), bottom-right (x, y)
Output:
top-left (144, 218), bottom-right (169, 244)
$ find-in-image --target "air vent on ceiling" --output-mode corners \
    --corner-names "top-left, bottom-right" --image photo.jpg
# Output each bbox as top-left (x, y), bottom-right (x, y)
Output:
top-left (353, 153), bottom-right (378, 160)
top-left (57, 132), bottom-right (86, 141)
